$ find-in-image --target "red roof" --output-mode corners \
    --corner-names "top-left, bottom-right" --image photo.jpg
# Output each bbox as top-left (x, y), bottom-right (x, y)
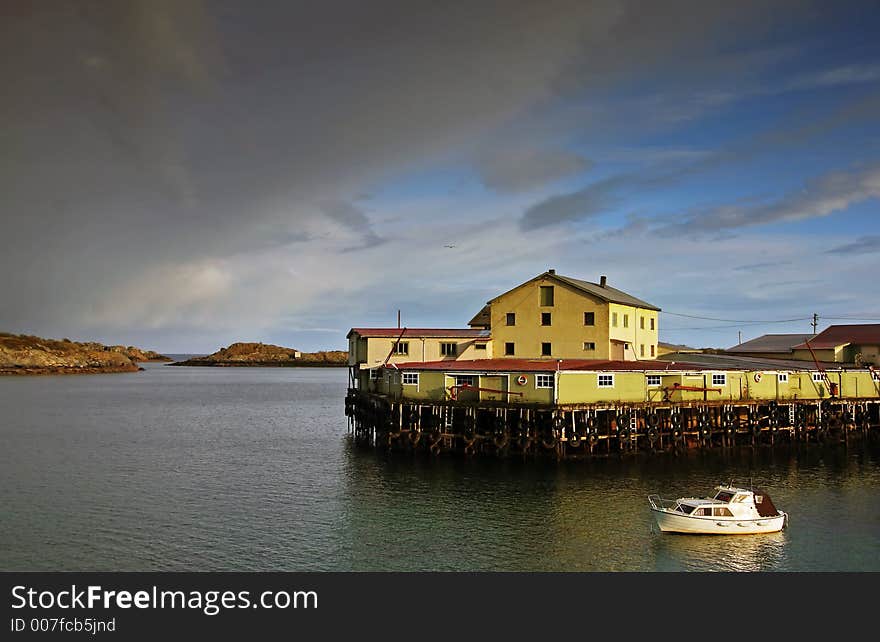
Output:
top-left (793, 324), bottom-right (880, 350)
top-left (383, 358), bottom-right (712, 372)
top-left (347, 328), bottom-right (490, 339)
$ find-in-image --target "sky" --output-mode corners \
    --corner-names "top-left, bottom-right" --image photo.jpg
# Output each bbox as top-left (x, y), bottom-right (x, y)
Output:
top-left (2, 0), bottom-right (880, 353)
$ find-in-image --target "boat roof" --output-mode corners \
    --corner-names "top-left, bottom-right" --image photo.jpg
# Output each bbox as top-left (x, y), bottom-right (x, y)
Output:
top-left (715, 485), bottom-right (753, 494)
top-left (678, 487), bottom-right (754, 506)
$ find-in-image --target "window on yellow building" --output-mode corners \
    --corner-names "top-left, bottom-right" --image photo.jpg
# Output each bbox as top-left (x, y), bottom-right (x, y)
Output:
top-left (623, 314), bottom-right (629, 328)
top-left (440, 342), bottom-right (457, 356)
top-left (640, 317), bottom-right (645, 330)
top-left (640, 344), bottom-right (645, 357)
top-left (505, 342), bottom-right (515, 356)
top-left (612, 312), bottom-right (618, 327)
top-left (540, 286), bottom-right (554, 306)
top-left (536, 374), bottom-right (554, 388)
top-left (394, 342), bottom-right (409, 355)
top-left (583, 342), bottom-right (596, 351)
top-left (541, 312), bottom-right (551, 326)
top-left (650, 318), bottom-right (655, 330)
top-left (475, 343), bottom-right (487, 351)
top-left (650, 345), bottom-right (655, 357)
top-left (506, 313), bottom-right (516, 326)
top-left (541, 342), bottom-right (552, 356)
top-left (584, 312), bottom-right (594, 326)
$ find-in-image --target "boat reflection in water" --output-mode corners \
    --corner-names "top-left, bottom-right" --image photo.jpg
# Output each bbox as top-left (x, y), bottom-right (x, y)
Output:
top-left (650, 529), bottom-right (788, 572)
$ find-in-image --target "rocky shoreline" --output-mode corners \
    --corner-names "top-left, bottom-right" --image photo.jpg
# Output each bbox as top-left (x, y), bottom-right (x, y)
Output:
top-left (0, 333), bottom-right (171, 376)
top-left (172, 342), bottom-right (347, 367)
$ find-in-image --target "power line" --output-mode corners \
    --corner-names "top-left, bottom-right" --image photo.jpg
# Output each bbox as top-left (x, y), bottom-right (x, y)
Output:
top-left (661, 311), bottom-right (812, 324)
top-left (663, 321), bottom-right (811, 331)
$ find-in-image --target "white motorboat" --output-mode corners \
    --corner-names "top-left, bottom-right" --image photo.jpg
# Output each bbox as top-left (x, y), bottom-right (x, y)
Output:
top-left (648, 484), bottom-right (788, 534)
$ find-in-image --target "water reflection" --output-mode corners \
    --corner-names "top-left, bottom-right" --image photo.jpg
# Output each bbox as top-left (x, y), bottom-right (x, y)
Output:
top-left (650, 530), bottom-right (789, 572)
top-left (2, 365), bottom-right (878, 571)
top-left (343, 441), bottom-right (880, 571)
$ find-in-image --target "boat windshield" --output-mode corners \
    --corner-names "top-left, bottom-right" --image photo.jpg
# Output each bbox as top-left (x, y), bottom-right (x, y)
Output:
top-left (674, 503), bottom-right (694, 515)
top-left (714, 491), bottom-right (735, 502)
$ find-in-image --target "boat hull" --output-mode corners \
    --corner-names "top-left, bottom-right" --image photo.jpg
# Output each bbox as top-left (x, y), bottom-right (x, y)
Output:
top-left (651, 509), bottom-right (787, 534)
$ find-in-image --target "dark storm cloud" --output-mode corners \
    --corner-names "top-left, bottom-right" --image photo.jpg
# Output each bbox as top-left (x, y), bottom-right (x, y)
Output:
top-left (476, 147), bottom-right (592, 192)
top-left (318, 200), bottom-right (384, 249)
top-left (520, 176), bottom-right (621, 229)
top-left (0, 0), bottom-right (841, 348)
top-left (826, 235), bottom-right (880, 255)
top-left (520, 90), bottom-right (880, 232)
top-left (655, 163), bottom-right (880, 238)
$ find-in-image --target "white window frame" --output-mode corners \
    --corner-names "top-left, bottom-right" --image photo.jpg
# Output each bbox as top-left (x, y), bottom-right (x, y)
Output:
top-left (812, 372), bottom-right (825, 382)
top-left (369, 368), bottom-right (383, 380)
top-left (394, 341), bottom-right (409, 355)
top-left (646, 375), bottom-right (661, 387)
top-left (873, 371), bottom-right (880, 382)
top-left (598, 374), bottom-right (615, 388)
top-left (402, 372), bottom-right (419, 386)
top-left (454, 375), bottom-right (475, 387)
top-left (777, 373), bottom-right (789, 383)
top-left (536, 374), bottom-right (554, 389)
top-left (712, 373), bottom-right (726, 386)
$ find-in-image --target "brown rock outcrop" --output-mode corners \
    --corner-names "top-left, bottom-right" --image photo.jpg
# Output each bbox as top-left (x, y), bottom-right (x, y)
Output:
top-left (0, 333), bottom-right (170, 375)
top-left (175, 342), bottom-right (346, 367)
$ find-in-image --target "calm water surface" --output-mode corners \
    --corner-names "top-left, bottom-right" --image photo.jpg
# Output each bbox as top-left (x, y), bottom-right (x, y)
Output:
top-left (2, 365), bottom-right (879, 571)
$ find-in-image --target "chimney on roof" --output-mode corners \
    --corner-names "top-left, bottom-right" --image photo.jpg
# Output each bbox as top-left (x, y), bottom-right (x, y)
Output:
top-left (548, 269), bottom-right (555, 275)
top-left (600, 275), bottom-right (607, 288)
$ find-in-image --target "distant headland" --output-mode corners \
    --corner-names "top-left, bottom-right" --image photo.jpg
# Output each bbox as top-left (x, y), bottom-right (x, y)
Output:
top-left (172, 342), bottom-right (347, 367)
top-left (0, 332), bottom-right (171, 375)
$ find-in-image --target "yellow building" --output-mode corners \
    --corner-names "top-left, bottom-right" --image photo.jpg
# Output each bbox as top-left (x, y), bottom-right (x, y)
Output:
top-left (347, 327), bottom-right (491, 389)
top-left (471, 270), bottom-right (660, 361)
top-left (726, 325), bottom-right (880, 365)
top-left (790, 325), bottom-right (880, 365)
top-left (377, 357), bottom-right (880, 406)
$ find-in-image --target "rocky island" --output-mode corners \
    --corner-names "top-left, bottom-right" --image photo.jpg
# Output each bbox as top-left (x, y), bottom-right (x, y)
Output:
top-left (0, 333), bottom-right (171, 375)
top-left (173, 342), bottom-right (347, 367)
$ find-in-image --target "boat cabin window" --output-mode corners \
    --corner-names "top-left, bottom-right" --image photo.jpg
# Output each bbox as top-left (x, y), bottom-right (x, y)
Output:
top-left (674, 504), bottom-right (694, 515)
top-left (713, 507), bottom-right (734, 517)
top-left (714, 491), bottom-right (734, 502)
top-left (731, 494), bottom-right (748, 503)
top-left (693, 507), bottom-right (712, 516)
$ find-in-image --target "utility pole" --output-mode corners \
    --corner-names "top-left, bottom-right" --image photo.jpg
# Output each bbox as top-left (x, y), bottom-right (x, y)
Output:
top-left (738, 330), bottom-right (742, 345)
top-left (812, 313), bottom-right (818, 335)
